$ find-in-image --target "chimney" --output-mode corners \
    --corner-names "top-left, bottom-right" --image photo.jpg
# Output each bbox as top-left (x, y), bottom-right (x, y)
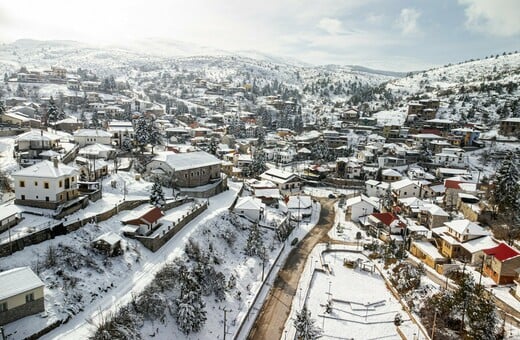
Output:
top-left (53, 157), bottom-right (58, 168)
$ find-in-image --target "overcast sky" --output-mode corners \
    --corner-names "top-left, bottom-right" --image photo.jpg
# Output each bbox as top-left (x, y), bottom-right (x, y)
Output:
top-left (0, 0), bottom-right (519, 71)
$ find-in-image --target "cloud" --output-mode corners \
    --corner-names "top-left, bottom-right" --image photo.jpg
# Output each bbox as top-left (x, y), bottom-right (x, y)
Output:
top-left (317, 17), bottom-right (343, 35)
top-left (396, 8), bottom-right (421, 35)
top-left (459, 0), bottom-right (520, 36)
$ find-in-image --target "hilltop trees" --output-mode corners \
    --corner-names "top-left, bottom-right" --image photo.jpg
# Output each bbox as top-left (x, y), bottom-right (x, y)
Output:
top-left (46, 96), bottom-right (60, 123)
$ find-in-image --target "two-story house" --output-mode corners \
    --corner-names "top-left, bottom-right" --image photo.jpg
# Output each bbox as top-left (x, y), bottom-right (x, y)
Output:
top-left (12, 159), bottom-right (79, 209)
top-left (73, 129), bottom-right (112, 147)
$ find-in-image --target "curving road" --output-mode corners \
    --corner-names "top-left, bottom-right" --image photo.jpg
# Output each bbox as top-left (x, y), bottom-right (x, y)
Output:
top-left (247, 198), bottom-right (336, 340)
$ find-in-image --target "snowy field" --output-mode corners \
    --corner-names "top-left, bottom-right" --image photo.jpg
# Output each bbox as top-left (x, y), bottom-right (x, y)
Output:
top-left (283, 246), bottom-right (420, 339)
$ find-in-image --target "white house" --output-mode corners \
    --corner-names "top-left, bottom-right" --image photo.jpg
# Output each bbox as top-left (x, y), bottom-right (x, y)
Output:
top-left (73, 129), bottom-right (112, 147)
top-left (260, 169), bottom-right (301, 195)
top-left (233, 196), bottom-right (265, 222)
top-left (12, 159), bottom-right (79, 209)
top-left (391, 178), bottom-right (423, 199)
top-left (284, 195), bottom-right (313, 220)
top-left (433, 148), bottom-right (466, 168)
top-left (345, 195), bottom-right (379, 222)
top-left (107, 121), bottom-right (134, 147)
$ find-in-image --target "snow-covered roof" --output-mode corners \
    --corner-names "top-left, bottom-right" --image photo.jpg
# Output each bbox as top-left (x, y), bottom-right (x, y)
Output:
top-left (93, 231), bottom-right (122, 246)
top-left (412, 241), bottom-right (445, 260)
top-left (382, 169), bottom-right (402, 177)
top-left (287, 195), bottom-right (312, 209)
top-left (460, 236), bottom-right (498, 254)
top-left (444, 219), bottom-right (489, 237)
top-left (74, 129), bottom-right (112, 137)
top-left (0, 204), bottom-right (21, 220)
top-left (254, 188), bottom-right (280, 198)
top-left (152, 151), bottom-right (221, 171)
top-left (260, 168), bottom-right (298, 185)
top-left (0, 267), bottom-right (44, 301)
top-left (16, 130), bottom-right (61, 142)
top-left (234, 196), bottom-right (264, 211)
top-left (13, 160), bottom-right (78, 178)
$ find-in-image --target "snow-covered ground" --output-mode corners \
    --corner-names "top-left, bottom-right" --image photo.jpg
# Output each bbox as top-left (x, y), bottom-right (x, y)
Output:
top-left (283, 244), bottom-right (421, 339)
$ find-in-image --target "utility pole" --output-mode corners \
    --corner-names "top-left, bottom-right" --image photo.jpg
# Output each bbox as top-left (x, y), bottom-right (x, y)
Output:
top-left (220, 307), bottom-right (232, 340)
top-left (431, 310), bottom-right (437, 340)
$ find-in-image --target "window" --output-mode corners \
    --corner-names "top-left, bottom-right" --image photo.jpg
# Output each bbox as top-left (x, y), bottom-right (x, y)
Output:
top-left (45, 197), bottom-right (49, 201)
top-left (59, 181), bottom-right (62, 188)
top-left (20, 181), bottom-right (25, 188)
top-left (21, 195), bottom-right (25, 200)
top-left (25, 293), bottom-right (34, 303)
top-left (44, 182), bottom-right (49, 189)
top-left (0, 302), bottom-right (7, 312)
top-left (34, 181), bottom-right (38, 186)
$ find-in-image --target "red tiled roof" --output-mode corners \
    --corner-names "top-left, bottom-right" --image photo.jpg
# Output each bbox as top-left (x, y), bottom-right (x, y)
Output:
top-left (483, 243), bottom-right (520, 262)
top-left (444, 180), bottom-right (463, 190)
top-left (371, 212), bottom-right (405, 227)
top-left (125, 207), bottom-right (164, 225)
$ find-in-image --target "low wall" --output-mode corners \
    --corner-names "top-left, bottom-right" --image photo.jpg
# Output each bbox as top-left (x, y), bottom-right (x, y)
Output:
top-left (0, 298), bottom-right (44, 326)
top-left (0, 199), bottom-right (149, 258)
top-left (134, 202), bottom-right (208, 252)
top-left (180, 177), bottom-right (228, 199)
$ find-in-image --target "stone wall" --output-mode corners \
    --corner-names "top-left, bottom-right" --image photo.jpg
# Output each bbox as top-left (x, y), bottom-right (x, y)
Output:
top-left (180, 177), bottom-right (228, 198)
top-left (0, 298), bottom-right (44, 326)
top-left (0, 199), bottom-right (150, 258)
top-left (134, 202), bottom-right (208, 252)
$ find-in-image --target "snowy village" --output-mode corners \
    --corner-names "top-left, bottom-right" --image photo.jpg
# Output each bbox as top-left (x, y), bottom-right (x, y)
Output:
top-left (1, 3), bottom-right (520, 340)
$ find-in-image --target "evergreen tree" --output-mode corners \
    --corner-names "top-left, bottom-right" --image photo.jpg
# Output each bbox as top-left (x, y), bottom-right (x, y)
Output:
top-left (134, 117), bottom-right (150, 153)
top-left (492, 151), bottom-right (520, 242)
top-left (47, 96), bottom-right (59, 123)
top-left (384, 183), bottom-right (393, 211)
top-left (174, 272), bottom-right (207, 335)
top-left (244, 223), bottom-right (264, 257)
top-left (91, 111), bottom-right (100, 128)
top-left (294, 305), bottom-right (322, 340)
top-left (206, 137), bottom-right (219, 156)
top-left (148, 119), bottom-right (162, 154)
top-left (174, 289), bottom-right (207, 335)
top-left (248, 148), bottom-right (267, 177)
top-left (0, 99), bottom-right (5, 115)
top-left (150, 181), bottom-right (165, 208)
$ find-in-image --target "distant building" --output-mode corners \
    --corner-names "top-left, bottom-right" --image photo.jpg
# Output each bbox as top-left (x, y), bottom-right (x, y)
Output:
top-left (73, 129), bottom-right (112, 147)
top-left (499, 118), bottom-right (520, 137)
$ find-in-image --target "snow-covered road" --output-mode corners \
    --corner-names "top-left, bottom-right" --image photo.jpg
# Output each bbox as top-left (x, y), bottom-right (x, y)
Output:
top-left (41, 182), bottom-right (241, 340)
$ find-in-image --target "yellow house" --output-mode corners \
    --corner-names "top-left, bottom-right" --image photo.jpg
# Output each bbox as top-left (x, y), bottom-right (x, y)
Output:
top-left (0, 267), bottom-right (45, 325)
top-left (411, 241), bottom-right (448, 269)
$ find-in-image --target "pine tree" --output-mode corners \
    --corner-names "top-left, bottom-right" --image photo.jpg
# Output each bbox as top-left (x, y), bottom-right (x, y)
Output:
top-left (148, 119), bottom-right (162, 154)
top-left (91, 111), bottom-right (100, 128)
top-left (206, 137), bottom-right (219, 156)
top-left (493, 151), bottom-right (520, 242)
top-left (134, 117), bottom-right (150, 153)
top-left (174, 272), bottom-right (207, 335)
top-left (47, 96), bottom-right (59, 123)
top-left (0, 99), bottom-right (5, 115)
top-left (150, 181), bottom-right (165, 208)
top-left (294, 305), bottom-right (322, 340)
top-left (244, 223), bottom-right (264, 257)
top-left (384, 183), bottom-right (393, 211)
top-left (248, 148), bottom-right (267, 177)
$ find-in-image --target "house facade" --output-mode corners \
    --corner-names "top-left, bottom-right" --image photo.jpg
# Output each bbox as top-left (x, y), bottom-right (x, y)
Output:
top-left (483, 243), bottom-right (520, 284)
top-left (73, 129), bottom-right (112, 147)
top-left (146, 151), bottom-right (222, 188)
top-left (12, 160), bottom-right (79, 209)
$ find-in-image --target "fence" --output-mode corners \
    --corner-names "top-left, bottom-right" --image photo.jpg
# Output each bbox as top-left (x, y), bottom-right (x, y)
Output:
top-left (133, 201), bottom-right (208, 252)
top-left (0, 199), bottom-right (150, 258)
top-left (233, 242), bottom-right (286, 340)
